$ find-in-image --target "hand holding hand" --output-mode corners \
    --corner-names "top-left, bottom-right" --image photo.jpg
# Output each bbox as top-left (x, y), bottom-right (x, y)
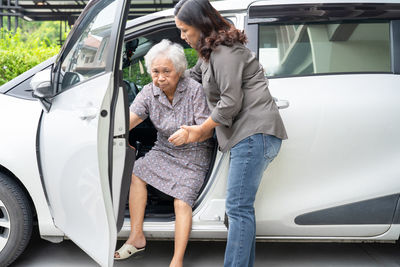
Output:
top-left (168, 128), bottom-right (189, 146)
top-left (180, 125), bottom-right (203, 143)
top-left (168, 125), bottom-right (204, 146)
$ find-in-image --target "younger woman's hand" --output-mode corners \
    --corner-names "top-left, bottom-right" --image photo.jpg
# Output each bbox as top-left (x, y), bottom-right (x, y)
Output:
top-left (180, 125), bottom-right (203, 143)
top-left (168, 128), bottom-right (189, 146)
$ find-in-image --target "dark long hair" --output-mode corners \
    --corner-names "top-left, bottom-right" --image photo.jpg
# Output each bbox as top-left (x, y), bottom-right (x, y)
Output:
top-left (174, 0), bottom-right (247, 61)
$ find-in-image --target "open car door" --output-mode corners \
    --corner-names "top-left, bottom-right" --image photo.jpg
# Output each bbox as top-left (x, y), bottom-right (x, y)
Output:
top-left (36, 0), bottom-right (132, 266)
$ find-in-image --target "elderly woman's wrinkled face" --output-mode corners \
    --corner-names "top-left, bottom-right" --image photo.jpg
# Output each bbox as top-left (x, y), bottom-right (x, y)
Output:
top-left (151, 57), bottom-right (181, 94)
top-left (175, 17), bottom-right (201, 49)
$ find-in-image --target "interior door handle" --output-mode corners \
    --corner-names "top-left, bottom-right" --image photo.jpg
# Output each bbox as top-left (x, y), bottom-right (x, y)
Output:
top-left (79, 107), bottom-right (98, 120)
top-left (273, 97), bottom-right (290, 109)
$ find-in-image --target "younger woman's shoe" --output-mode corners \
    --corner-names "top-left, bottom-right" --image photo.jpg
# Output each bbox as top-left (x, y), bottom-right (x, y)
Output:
top-left (114, 243), bottom-right (145, 260)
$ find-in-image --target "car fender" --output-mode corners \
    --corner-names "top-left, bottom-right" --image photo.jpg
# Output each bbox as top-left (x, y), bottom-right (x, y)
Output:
top-left (0, 94), bottom-right (63, 240)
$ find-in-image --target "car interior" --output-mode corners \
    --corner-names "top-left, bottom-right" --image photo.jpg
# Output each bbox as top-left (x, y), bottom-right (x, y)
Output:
top-left (121, 26), bottom-right (218, 220)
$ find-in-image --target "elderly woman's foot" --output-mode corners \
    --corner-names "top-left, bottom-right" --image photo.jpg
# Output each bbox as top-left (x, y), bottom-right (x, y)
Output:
top-left (114, 237), bottom-right (146, 260)
top-left (169, 257), bottom-right (183, 267)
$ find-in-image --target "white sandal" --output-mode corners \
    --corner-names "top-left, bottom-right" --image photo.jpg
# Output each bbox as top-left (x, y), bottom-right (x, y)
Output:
top-left (114, 243), bottom-right (145, 260)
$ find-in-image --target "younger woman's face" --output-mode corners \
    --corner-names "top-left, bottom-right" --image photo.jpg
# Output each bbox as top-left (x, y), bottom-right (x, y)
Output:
top-left (175, 17), bottom-right (201, 49)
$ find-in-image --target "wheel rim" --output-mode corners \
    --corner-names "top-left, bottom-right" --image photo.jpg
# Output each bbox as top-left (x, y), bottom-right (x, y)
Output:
top-left (0, 199), bottom-right (11, 251)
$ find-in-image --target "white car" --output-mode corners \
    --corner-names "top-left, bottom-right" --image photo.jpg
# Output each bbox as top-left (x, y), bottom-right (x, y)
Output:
top-left (1, 0), bottom-right (400, 266)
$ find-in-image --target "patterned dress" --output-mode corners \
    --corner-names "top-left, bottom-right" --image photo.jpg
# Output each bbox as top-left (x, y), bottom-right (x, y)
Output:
top-left (130, 77), bottom-right (213, 207)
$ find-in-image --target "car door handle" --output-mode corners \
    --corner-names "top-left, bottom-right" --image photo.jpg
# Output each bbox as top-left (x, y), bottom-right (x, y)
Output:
top-left (79, 107), bottom-right (98, 120)
top-left (273, 97), bottom-right (290, 109)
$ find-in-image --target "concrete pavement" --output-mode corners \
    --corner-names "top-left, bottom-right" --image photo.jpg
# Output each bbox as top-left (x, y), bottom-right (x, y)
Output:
top-left (12, 235), bottom-right (400, 266)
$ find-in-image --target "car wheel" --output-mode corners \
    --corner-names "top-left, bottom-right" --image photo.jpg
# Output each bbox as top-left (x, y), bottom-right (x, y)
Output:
top-left (0, 173), bottom-right (33, 266)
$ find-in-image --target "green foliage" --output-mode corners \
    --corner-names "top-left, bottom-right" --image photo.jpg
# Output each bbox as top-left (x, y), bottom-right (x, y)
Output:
top-left (123, 59), bottom-right (152, 90)
top-left (0, 28), bottom-right (60, 85)
top-left (0, 21), bottom-right (70, 85)
top-left (184, 48), bottom-right (198, 69)
top-left (21, 21), bottom-right (70, 47)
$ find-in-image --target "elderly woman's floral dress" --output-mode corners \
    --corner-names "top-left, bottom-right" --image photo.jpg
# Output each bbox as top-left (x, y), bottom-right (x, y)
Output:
top-left (130, 77), bottom-right (213, 207)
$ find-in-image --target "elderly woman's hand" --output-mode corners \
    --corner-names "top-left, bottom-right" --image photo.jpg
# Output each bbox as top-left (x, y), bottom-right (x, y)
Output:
top-left (168, 128), bottom-right (189, 146)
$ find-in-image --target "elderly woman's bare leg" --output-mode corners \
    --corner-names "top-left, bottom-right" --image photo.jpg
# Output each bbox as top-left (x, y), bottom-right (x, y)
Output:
top-left (114, 174), bottom-right (147, 259)
top-left (170, 199), bottom-right (192, 267)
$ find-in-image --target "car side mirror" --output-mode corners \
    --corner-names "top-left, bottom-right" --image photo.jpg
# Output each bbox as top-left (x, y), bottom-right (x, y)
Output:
top-left (31, 68), bottom-right (53, 112)
top-left (61, 72), bottom-right (82, 89)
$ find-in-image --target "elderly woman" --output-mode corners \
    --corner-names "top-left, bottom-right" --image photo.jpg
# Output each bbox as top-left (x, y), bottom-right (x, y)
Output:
top-left (114, 39), bottom-right (213, 267)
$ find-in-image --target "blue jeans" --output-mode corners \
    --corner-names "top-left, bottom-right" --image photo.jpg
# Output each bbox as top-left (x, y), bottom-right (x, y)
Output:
top-left (224, 134), bottom-right (282, 267)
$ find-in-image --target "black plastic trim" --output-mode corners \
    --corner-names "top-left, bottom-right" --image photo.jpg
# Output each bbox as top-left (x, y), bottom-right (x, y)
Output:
top-left (108, 0), bottom-right (132, 232)
top-left (295, 194), bottom-right (400, 225)
top-left (244, 21), bottom-right (258, 57)
top-left (125, 13), bottom-right (168, 31)
top-left (248, 3), bottom-right (400, 24)
top-left (393, 195), bottom-right (400, 224)
top-left (114, 71), bottom-right (136, 232)
top-left (124, 22), bottom-right (178, 41)
top-left (391, 20), bottom-right (400, 74)
top-left (117, 145), bottom-right (135, 231)
top-left (34, 111), bottom-right (52, 211)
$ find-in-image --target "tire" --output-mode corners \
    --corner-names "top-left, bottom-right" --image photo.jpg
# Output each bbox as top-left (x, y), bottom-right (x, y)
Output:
top-left (0, 172), bottom-right (33, 266)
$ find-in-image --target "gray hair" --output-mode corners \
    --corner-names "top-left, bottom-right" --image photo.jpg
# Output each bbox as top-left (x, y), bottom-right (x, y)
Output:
top-left (144, 39), bottom-right (188, 77)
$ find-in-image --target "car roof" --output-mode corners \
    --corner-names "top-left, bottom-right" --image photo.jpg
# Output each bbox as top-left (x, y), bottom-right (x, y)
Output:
top-left (126, 0), bottom-right (400, 29)
top-left (126, 0), bottom-right (250, 30)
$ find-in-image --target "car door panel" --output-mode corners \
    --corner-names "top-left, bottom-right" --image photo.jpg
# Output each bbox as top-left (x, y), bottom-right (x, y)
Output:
top-left (38, 0), bottom-right (131, 266)
top-left (255, 74), bottom-right (400, 237)
top-left (39, 74), bottom-right (119, 265)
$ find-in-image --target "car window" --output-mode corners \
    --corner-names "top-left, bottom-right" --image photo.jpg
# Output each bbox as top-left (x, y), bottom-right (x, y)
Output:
top-left (258, 21), bottom-right (391, 77)
top-left (123, 37), bottom-right (153, 92)
top-left (58, 1), bottom-right (118, 91)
